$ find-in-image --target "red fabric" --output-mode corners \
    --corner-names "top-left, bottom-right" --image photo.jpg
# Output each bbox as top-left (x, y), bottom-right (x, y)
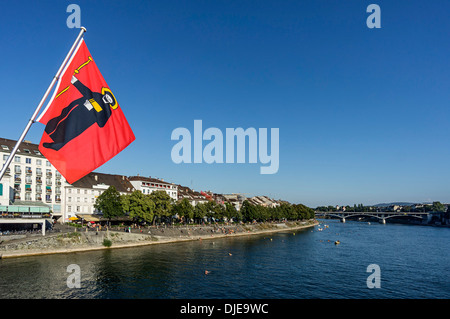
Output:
top-left (38, 40), bottom-right (135, 183)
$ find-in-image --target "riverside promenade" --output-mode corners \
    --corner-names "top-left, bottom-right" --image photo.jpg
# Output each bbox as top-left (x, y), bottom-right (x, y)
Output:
top-left (0, 220), bottom-right (318, 259)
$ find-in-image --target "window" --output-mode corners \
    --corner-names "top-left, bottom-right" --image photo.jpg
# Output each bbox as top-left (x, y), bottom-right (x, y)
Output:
top-left (76, 206), bottom-right (80, 212)
top-left (68, 188), bottom-right (72, 194)
top-left (46, 160), bottom-right (51, 167)
top-left (68, 197), bottom-right (72, 202)
top-left (34, 150), bottom-right (41, 156)
top-left (24, 149), bottom-right (31, 154)
top-left (1, 145), bottom-right (9, 150)
top-left (26, 158), bottom-right (31, 164)
top-left (36, 159), bottom-right (42, 166)
top-left (68, 206), bottom-right (72, 213)
top-left (14, 156), bottom-right (21, 163)
top-left (3, 155), bottom-right (8, 161)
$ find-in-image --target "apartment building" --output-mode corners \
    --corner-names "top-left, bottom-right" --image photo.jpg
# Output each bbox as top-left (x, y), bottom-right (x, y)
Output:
top-left (247, 195), bottom-right (280, 208)
top-left (128, 175), bottom-right (178, 201)
top-left (177, 184), bottom-right (209, 206)
top-left (65, 172), bottom-right (134, 221)
top-left (0, 138), bottom-right (66, 218)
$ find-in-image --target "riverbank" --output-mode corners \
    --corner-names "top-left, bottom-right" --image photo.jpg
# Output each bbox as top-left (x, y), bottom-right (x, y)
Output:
top-left (0, 219), bottom-right (318, 259)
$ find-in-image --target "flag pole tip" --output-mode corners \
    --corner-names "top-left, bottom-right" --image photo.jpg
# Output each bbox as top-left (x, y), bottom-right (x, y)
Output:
top-left (80, 26), bottom-right (87, 32)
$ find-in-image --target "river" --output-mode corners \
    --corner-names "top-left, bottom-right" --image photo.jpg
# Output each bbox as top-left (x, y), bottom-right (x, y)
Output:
top-left (0, 219), bottom-right (448, 299)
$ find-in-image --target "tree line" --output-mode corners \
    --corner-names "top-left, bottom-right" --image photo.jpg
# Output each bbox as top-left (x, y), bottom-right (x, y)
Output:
top-left (94, 186), bottom-right (315, 225)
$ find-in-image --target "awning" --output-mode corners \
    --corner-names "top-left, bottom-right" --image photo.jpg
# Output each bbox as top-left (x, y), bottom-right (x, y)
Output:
top-left (76, 214), bottom-right (101, 222)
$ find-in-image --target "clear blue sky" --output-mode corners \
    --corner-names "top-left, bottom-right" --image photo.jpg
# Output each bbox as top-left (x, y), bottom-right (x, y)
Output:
top-left (1, 1), bottom-right (449, 207)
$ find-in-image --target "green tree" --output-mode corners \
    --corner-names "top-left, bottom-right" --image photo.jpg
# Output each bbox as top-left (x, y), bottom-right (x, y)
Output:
top-left (241, 200), bottom-right (258, 222)
top-left (224, 202), bottom-right (238, 221)
top-left (94, 186), bottom-right (124, 223)
top-left (431, 201), bottom-right (446, 212)
top-left (172, 198), bottom-right (194, 223)
top-left (149, 191), bottom-right (173, 223)
top-left (121, 190), bottom-right (155, 224)
top-left (194, 202), bottom-right (207, 223)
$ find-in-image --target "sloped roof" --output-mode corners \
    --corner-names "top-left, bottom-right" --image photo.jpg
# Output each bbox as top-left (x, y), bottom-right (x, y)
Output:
top-left (128, 175), bottom-right (173, 186)
top-left (70, 172), bottom-right (134, 193)
top-left (0, 138), bottom-right (44, 158)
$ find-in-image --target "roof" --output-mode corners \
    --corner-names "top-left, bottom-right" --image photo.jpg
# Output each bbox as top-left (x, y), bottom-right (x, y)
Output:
top-left (11, 200), bottom-right (51, 207)
top-left (0, 138), bottom-right (44, 158)
top-left (70, 172), bottom-right (134, 193)
top-left (128, 175), bottom-right (173, 186)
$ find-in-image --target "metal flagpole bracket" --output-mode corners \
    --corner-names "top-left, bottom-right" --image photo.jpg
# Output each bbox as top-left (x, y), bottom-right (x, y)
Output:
top-left (0, 27), bottom-right (87, 181)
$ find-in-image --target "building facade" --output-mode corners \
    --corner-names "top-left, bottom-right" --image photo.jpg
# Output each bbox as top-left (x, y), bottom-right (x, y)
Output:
top-left (128, 176), bottom-right (178, 201)
top-left (0, 138), bottom-right (66, 218)
top-left (64, 172), bottom-right (135, 221)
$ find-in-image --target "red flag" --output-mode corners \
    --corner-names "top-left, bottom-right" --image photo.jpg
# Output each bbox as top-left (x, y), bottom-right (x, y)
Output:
top-left (37, 39), bottom-right (135, 183)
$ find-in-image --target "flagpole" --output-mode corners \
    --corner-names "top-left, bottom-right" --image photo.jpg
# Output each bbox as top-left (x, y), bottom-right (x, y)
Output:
top-left (0, 27), bottom-right (87, 182)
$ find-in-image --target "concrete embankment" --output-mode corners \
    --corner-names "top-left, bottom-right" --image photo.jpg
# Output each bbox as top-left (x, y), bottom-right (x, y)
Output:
top-left (0, 220), bottom-right (318, 259)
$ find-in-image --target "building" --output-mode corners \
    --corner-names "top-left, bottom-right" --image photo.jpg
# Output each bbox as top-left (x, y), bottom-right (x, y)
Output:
top-left (128, 175), bottom-right (178, 201)
top-left (0, 138), bottom-right (66, 219)
top-left (247, 195), bottom-right (280, 208)
top-left (65, 172), bottom-right (135, 222)
top-left (177, 184), bottom-right (209, 206)
top-left (222, 194), bottom-right (245, 211)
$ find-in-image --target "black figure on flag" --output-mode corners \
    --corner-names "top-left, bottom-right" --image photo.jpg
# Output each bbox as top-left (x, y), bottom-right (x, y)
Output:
top-left (43, 75), bottom-right (117, 151)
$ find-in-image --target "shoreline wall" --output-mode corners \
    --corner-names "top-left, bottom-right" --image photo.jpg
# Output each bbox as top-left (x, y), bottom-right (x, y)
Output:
top-left (0, 220), bottom-right (318, 259)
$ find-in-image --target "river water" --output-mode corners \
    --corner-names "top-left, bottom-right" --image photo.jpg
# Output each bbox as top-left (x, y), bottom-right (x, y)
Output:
top-left (0, 220), bottom-right (448, 299)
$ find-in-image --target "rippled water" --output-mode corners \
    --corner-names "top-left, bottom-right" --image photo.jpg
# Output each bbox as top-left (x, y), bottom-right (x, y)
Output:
top-left (0, 220), bottom-right (449, 299)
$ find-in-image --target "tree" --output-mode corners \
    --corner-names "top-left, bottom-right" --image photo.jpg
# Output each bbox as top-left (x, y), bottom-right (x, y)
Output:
top-left (240, 200), bottom-right (258, 222)
top-left (194, 202), bottom-right (207, 223)
top-left (224, 202), bottom-right (238, 221)
top-left (148, 191), bottom-right (173, 223)
top-left (121, 190), bottom-right (155, 224)
top-left (94, 186), bottom-right (124, 223)
top-left (431, 201), bottom-right (446, 212)
top-left (172, 198), bottom-right (194, 223)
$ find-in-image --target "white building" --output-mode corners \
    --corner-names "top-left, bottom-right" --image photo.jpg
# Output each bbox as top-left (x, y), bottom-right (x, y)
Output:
top-left (0, 138), bottom-right (66, 219)
top-left (128, 175), bottom-right (178, 201)
top-left (65, 172), bottom-right (134, 222)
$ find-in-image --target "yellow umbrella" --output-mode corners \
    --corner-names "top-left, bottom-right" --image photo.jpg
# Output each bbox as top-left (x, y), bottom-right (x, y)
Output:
top-left (69, 216), bottom-right (79, 221)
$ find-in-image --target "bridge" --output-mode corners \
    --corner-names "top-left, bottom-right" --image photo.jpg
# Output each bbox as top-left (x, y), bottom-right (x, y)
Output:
top-left (315, 211), bottom-right (430, 224)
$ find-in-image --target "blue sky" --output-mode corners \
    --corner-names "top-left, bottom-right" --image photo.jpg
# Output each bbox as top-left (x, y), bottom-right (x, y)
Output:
top-left (1, 1), bottom-right (449, 207)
